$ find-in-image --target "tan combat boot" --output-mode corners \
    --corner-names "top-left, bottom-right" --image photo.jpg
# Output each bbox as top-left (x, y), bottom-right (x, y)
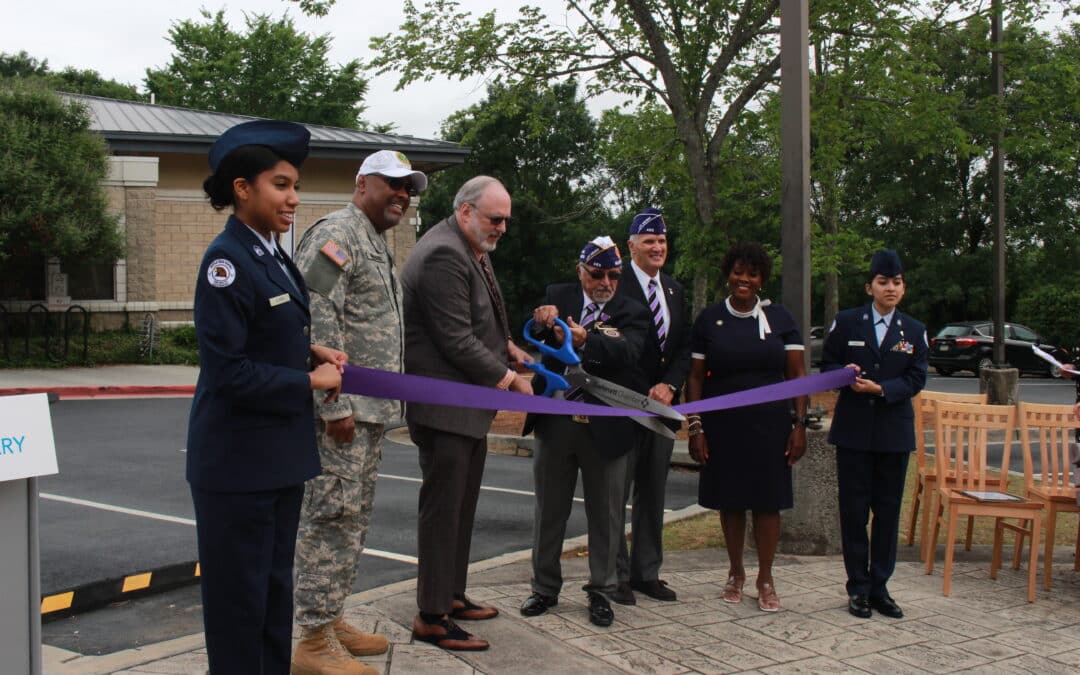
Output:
top-left (333, 617), bottom-right (390, 656)
top-left (291, 623), bottom-right (377, 675)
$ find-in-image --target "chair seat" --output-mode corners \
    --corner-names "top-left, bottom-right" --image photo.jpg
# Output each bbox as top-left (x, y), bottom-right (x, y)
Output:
top-left (1028, 485), bottom-right (1080, 504)
top-left (944, 490), bottom-right (1042, 510)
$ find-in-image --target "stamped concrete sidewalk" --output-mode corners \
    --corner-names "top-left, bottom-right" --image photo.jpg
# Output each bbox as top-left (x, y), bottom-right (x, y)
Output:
top-left (44, 533), bottom-right (1080, 674)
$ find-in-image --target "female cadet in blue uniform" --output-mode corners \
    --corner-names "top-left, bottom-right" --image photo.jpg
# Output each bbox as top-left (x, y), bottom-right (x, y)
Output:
top-left (821, 249), bottom-right (928, 620)
top-left (187, 120), bottom-right (347, 673)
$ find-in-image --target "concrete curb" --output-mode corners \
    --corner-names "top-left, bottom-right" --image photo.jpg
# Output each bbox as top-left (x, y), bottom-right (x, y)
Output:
top-left (0, 385), bottom-right (195, 399)
top-left (41, 561), bottom-right (202, 619)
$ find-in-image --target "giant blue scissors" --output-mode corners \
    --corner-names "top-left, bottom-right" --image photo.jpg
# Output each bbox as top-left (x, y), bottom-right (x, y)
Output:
top-left (522, 317), bottom-right (684, 440)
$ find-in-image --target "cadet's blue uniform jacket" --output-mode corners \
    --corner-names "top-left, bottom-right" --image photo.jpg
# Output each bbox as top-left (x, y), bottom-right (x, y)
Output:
top-left (187, 215), bottom-right (320, 492)
top-left (821, 304), bottom-right (928, 453)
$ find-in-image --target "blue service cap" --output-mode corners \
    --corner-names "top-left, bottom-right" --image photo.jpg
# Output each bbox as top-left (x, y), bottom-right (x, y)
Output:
top-left (208, 120), bottom-right (311, 173)
top-left (869, 249), bottom-right (903, 277)
top-left (629, 207), bottom-right (667, 236)
top-left (579, 236), bottom-right (622, 269)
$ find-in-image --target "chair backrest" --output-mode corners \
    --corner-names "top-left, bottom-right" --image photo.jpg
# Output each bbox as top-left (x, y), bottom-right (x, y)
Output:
top-left (914, 391), bottom-right (989, 467)
top-left (1017, 401), bottom-right (1078, 495)
top-left (934, 400), bottom-right (1015, 492)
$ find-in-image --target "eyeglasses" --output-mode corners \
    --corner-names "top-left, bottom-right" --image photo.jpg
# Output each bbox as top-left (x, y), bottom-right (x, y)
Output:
top-left (467, 202), bottom-right (513, 226)
top-left (373, 174), bottom-right (418, 196)
top-left (583, 268), bottom-right (621, 281)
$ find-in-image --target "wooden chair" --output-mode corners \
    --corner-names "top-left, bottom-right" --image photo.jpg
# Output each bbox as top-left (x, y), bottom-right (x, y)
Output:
top-left (925, 401), bottom-right (1043, 602)
top-left (1017, 402), bottom-right (1080, 590)
top-left (907, 390), bottom-right (988, 562)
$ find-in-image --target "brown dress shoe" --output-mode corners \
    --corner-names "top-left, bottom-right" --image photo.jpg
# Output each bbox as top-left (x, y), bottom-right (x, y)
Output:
top-left (333, 617), bottom-right (389, 656)
top-left (451, 595), bottom-right (499, 621)
top-left (411, 614), bottom-right (490, 651)
top-left (291, 624), bottom-right (377, 675)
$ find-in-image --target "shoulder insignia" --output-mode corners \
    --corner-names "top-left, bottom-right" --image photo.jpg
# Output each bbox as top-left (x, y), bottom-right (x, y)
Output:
top-left (207, 259), bottom-right (236, 288)
top-left (320, 240), bottom-right (350, 267)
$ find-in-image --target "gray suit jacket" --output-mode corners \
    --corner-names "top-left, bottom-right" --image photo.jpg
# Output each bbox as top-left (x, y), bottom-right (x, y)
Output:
top-left (401, 216), bottom-right (510, 438)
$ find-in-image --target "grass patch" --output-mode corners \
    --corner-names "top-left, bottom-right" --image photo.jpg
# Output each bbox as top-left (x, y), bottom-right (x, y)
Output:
top-left (0, 326), bottom-right (200, 367)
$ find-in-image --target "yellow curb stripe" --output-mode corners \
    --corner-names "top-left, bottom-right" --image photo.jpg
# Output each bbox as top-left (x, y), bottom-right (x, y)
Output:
top-left (41, 592), bottom-right (74, 614)
top-left (122, 572), bottom-right (153, 592)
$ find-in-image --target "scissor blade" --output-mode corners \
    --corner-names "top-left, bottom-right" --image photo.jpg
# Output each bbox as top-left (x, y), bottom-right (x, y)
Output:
top-left (628, 414), bottom-right (676, 439)
top-left (574, 372), bottom-right (685, 422)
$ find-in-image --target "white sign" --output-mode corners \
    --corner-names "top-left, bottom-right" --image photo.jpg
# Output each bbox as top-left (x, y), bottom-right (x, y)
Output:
top-left (0, 394), bottom-right (59, 482)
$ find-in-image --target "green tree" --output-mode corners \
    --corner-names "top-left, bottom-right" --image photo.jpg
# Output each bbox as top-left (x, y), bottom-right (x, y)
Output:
top-left (0, 80), bottom-right (122, 265)
top-left (145, 10), bottom-right (370, 129)
top-left (0, 51), bottom-right (144, 100)
top-left (421, 80), bottom-right (612, 326)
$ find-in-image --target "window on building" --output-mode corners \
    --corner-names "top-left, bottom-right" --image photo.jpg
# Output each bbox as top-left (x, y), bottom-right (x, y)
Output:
top-left (64, 260), bottom-right (116, 300)
top-left (0, 254), bottom-right (47, 301)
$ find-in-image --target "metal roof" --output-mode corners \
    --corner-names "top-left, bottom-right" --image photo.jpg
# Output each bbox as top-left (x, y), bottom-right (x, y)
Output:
top-left (65, 93), bottom-right (469, 169)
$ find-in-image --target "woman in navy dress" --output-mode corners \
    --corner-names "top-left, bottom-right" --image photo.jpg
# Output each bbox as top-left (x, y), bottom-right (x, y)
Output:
top-left (684, 242), bottom-right (808, 612)
top-left (188, 120), bottom-right (347, 673)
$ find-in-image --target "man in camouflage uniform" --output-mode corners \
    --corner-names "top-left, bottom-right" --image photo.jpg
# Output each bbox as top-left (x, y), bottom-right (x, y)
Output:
top-left (290, 150), bottom-right (427, 675)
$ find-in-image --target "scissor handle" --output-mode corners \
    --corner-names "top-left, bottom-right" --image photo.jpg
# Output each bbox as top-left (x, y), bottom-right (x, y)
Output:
top-left (523, 361), bottom-right (570, 397)
top-left (522, 318), bottom-right (581, 366)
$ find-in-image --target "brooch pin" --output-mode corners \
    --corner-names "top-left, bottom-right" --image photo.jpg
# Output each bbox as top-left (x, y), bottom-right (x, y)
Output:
top-left (253, 246), bottom-right (265, 257)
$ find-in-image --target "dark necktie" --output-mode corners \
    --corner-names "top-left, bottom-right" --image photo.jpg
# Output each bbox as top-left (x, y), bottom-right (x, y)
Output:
top-left (876, 318), bottom-right (887, 346)
top-left (478, 255), bottom-right (510, 340)
top-left (580, 302), bottom-right (599, 328)
top-left (648, 278), bottom-right (667, 352)
top-left (273, 248), bottom-right (301, 294)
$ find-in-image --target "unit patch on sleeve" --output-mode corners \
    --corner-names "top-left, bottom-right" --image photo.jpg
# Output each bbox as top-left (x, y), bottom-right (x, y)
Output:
top-left (207, 259), bottom-right (236, 288)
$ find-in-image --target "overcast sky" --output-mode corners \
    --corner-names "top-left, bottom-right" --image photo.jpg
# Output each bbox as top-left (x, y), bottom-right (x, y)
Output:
top-left (0, 0), bottom-right (571, 138)
top-left (2, 2), bottom-right (1072, 140)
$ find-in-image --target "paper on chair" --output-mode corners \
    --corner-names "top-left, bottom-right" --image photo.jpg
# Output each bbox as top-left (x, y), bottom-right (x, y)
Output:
top-left (959, 490), bottom-right (1023, 502)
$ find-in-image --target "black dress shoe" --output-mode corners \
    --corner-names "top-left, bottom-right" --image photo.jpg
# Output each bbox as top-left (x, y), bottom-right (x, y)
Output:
top-left (870, 594), bottom-right (903, 619)
top-left (848, 594), bottom-right (872, 619)
top-left (587, 592), bottom-right (614, 627)
top-left (520, 592), bottom-right (558, 617)
top-left (630, 578), bottom-right (677, 601)
top-left (610, 581), bottom-right (636, 606)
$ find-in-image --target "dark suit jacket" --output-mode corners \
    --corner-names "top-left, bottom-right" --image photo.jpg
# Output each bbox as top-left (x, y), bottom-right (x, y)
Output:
top-left (401, 216), bottom-right (511, 439)
top-left (821, 304), bottom-right (928, 453)
top-left (522, 282), bottom-right (651, 459)
top-left (187, 215), bottom-right (319, 492)
top-left (615, 262), bottom-right (691, 430)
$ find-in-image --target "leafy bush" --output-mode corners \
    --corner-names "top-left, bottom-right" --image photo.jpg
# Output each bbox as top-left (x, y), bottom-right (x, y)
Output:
top-left (1015, 285), bottom-right (1080, 346)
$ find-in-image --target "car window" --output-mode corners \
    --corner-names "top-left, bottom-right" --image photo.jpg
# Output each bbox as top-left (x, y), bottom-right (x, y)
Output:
top-left (1011, 324), bottom-right (1039, 341)
top-left (936, 325), bottom-right (973, 337)
top-left (976, 324), bottom-right (993, 337)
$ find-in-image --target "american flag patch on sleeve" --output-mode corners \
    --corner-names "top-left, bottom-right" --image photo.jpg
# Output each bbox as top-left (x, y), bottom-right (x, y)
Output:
top-left (320, 240), bottom-right (349, 267)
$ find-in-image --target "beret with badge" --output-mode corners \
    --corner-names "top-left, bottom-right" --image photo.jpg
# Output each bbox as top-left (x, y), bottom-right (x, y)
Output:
top-left (208, 119), bottom-right (311, 173)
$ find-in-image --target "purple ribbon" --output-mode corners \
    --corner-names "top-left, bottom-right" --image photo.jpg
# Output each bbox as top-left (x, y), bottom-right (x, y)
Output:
top-left (341, 366), bottom-right (854, 417)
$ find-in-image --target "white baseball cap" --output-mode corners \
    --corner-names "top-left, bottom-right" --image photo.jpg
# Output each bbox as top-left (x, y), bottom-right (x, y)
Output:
top-left (357, 150), bottom-right (428, 193)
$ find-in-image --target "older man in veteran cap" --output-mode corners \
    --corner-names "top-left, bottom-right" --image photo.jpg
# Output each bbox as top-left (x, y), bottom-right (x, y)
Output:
top-left (290, 150), bottom-right (426, 675)
top-left (519, 236), bottom-right (652, 628)
top-left (611, 207), bottom-right (691, 605)
top-left (821, 249), bottom-right (927, 621)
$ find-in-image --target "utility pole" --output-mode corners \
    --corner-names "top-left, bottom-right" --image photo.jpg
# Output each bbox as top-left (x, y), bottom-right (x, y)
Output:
top-left (780, 0), bottom-right (811, 370)
top-left (991, 0), bottom-right (1006, 367)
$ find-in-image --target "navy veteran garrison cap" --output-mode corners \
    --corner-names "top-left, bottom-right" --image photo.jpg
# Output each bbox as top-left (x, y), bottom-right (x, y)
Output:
top-left (208, 120), bottom-right (311, 173)
top-left (869, 249), bottom-right (903, 277)
top-left (629, 206), bottom-right (667, 236)
top-left (579, 236), bottom-right (622, 269)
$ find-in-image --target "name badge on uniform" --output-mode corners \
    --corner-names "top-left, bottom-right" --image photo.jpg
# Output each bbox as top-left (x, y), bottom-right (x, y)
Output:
top-left (848, 340), bottom-right (866, 347)
top-left (269, 293), bottom-right (291, 307)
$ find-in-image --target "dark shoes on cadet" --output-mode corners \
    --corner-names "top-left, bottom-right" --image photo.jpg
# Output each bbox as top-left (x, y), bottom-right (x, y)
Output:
top-left (870, 594), bottom-right (904, 618)
top-left (451, 595), bottom-right (499, 621)
top-left (587, 591), bottom-right (614, 627)
top-left (848, 594), bottom-right (872, 619)
top-left (610, 581), bottom-right (636, 606)
top-left (630, 578), bottom-right (677, 601)
top-left (520, 592), bottom-right (558, 617)
top-left (411, 614), bottom-right (489, 651)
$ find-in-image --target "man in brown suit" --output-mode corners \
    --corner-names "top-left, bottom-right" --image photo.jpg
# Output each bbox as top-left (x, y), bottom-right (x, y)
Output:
top-left (400, 175), bottom-right (531, 651)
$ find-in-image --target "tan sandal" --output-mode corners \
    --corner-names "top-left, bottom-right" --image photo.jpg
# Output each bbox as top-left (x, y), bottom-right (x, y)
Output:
top-left (722, 576), bottom-right (744, 604)
top-left (757, 582), bottom-right (781, 612)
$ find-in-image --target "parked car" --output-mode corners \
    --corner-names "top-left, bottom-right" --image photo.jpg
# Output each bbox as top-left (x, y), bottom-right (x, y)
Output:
top-left (928, 321), bottom-right (1068, 377)
top-left (809, 325), bottom-right (824, 366)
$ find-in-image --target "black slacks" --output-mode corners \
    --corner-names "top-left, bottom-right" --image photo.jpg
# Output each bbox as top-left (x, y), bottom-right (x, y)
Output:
top-left (410, 422), bottom-right (488, 615)
top-left (835, 448), bottom-right (910, 599)
top-left (190, 483), bottom-right (304, 675)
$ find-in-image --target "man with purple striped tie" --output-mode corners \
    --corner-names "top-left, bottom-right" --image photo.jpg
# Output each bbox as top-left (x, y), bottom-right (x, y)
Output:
top-left (611, 207), bottom-right (691, 605)
top-left (520, 236), bottom-right (652, 627)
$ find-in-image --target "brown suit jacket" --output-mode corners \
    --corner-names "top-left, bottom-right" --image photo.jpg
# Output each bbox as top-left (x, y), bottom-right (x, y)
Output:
top-left (401, 216), bottom-right (510, 439)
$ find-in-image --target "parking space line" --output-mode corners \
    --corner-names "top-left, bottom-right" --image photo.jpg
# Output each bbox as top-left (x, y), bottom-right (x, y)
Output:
top-left (39, 492), bottom-right (418, 564)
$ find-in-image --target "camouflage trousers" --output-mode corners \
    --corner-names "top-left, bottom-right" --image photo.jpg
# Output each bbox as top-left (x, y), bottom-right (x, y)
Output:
top-left (293, 420), bottom-right (384, 627)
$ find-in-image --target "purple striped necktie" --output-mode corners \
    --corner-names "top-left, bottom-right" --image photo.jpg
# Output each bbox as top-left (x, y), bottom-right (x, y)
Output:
top-left (565, 302), bottom-right (600, 401)
top-left (648, 278), bottom-right (667, 351)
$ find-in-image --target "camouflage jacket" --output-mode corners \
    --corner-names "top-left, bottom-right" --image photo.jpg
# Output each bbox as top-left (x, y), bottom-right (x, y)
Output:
top-left (296, 202), bottom-right (403, 423)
